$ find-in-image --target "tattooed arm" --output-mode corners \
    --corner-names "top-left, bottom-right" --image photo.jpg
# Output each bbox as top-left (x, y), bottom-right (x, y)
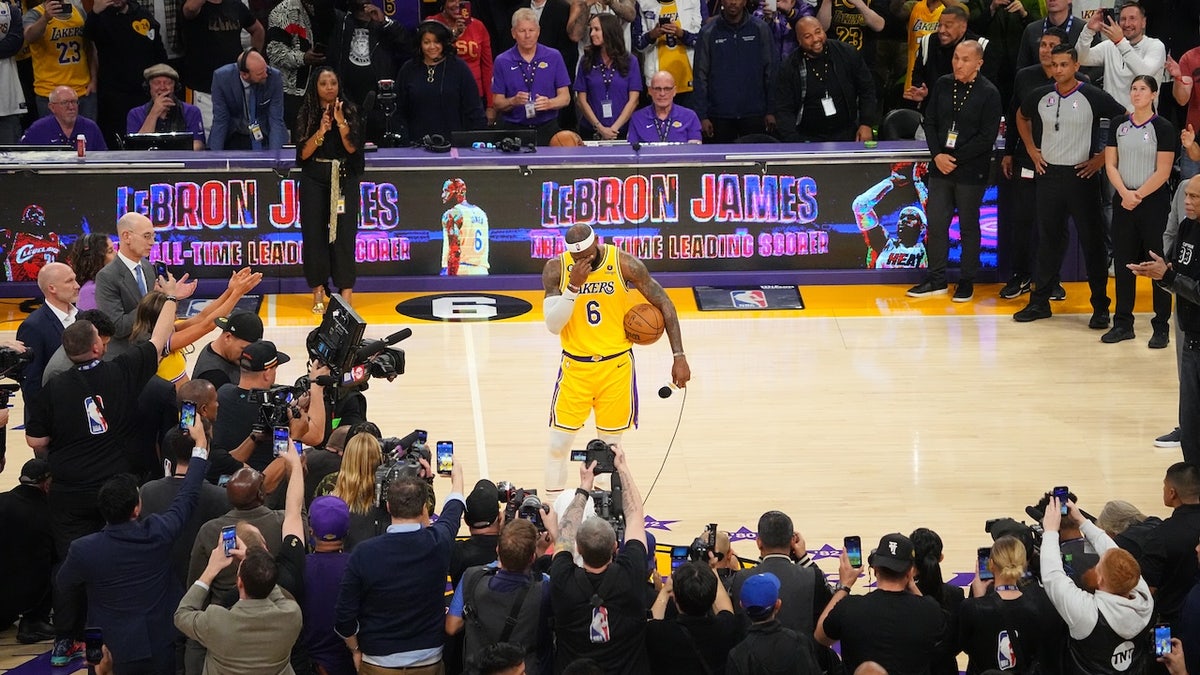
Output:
top-left (621, 251), bottom-right (691, 388)
top-left (556, 459), bottom-right (599, 554)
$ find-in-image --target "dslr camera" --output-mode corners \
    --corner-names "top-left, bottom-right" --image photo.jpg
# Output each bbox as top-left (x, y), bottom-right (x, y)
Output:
top-left (498, 484), bottom-right (548, 532)
top-left (570, 438), bottom-right (616, 474)
top-left (0, 344), bottom-right (31, 381)
top-left (688, 523), bottom-right (719, 562)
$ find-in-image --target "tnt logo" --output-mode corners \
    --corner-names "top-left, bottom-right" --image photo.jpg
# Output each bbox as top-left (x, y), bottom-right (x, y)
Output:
top-left (1111, 640), bottom-right (1136, 671)
top-left (730, 290), bottom-right (768, 309)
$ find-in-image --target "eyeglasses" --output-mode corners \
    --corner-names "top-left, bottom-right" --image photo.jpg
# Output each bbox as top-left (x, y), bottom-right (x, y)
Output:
top-left (650, 86), bottom-right (675, 93)
top-left (50, 99), bottom-right (79, 107)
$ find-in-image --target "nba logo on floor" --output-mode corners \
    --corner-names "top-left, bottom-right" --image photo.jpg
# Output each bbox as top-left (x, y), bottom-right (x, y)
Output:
top-left (730, 290), bottom-right (768, 309)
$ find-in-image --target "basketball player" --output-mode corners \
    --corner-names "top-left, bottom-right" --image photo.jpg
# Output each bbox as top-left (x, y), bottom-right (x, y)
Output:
top-left (853, 162), bottom-right (929, 269)
top-left (440, 178), bottom-right (491, 275)
top-left (540, 224), bottom-right (690, 492)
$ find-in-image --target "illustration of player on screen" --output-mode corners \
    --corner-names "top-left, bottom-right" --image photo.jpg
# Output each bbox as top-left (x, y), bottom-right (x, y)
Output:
top-left (440, 178), bottom-right (490, 276)
top-left (853, 162), bottom-right (929, 269)
top-left (2, 204), bottom-right (62, 281)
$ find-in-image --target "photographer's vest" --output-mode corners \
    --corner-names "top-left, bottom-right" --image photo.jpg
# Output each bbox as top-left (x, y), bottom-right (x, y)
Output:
top-left (1065, 610), bottom-right (1150, 675)
top-left (461, 567), bottom-right (542, 669)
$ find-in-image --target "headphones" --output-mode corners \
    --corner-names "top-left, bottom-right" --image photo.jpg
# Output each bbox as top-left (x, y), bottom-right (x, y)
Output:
top-left (420, 134), bottom-right (451, 153)
top-left (237, 47), bottom-right (263, 73)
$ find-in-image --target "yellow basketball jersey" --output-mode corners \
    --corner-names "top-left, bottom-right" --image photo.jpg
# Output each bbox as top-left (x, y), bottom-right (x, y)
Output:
top-left (904, 1), bottom-right (943, 90)
top-left (559, 244), bottom-right (632, 357)
top-left (28, 5), bottom-right (90, 97)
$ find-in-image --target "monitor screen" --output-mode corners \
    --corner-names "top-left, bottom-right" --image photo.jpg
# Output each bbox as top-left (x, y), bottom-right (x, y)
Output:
top-left (123, 132), bottom-right (194, 151)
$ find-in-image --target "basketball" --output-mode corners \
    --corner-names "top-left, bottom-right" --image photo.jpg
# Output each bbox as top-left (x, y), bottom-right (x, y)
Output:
top-left (624, 303), bottom-right (664, 345)
top-left (549, 130), bottom-right (585, 147)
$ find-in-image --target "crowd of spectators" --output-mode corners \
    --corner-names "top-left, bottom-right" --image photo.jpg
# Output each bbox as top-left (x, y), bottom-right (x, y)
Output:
top-left (3, 0), bottom-right (1195, 149)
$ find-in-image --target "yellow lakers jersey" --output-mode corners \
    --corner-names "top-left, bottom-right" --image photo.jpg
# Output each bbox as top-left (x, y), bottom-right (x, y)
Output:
top-left (904, 0), bottom-right (943, 89)
top-left (28, 5), bottom-right (90, 97)
top-left (559, 244), bottom-right (632, 357)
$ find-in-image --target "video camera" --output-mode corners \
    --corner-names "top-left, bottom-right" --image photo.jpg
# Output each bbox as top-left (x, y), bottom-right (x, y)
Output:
top-left (303, 295), bottom-right (409, 400)
top-left (497, 482), bottom-right (548, 532)
top-left (247, 384), bottom-right (303, 433)
top-left (0, 344), bottom-right (31, 381)
top-left (373, 429), bottom-right (433, 509)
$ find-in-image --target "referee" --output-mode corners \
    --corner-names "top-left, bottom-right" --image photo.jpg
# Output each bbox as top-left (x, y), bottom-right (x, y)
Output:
top-left (1104, 75), bottom-right (1177, 347)
top-left (1014, 44), bottom-right (1126, 327)
top-left (906, 40), bottom-right (1001, 302)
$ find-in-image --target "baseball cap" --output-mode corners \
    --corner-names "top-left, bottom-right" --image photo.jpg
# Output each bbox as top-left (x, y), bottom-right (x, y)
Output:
top-left (214, 311), bottom-right (263, 343)
top-left (143, 63), bottom-right (180, 82)
top-left (239, 340), bottom-right (290, 372)
top-left (465, 479), bottom-right (500, 528)
top-left (740, 572), bottom-right (781, 620)
top-left (868, 533), bottom-right (916, 573)
top-left (19, 458), bottom-right (50, 485)
top-left (310, 496), bottom-right (350, 541)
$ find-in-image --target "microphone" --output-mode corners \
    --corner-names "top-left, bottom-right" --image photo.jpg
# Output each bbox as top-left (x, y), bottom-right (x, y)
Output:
top-left (658, 383), bottom-right (681, 399)
top-left (353, 327), bottom-right (412, 363)
top-left (630, 141), bottom-right (641, 152)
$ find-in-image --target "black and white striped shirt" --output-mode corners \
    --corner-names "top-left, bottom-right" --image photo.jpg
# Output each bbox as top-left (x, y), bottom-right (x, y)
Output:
top-left (1107, 113), bottom-right (1177, 190)
top-left (1021, 81), bottom-right (1125, 167)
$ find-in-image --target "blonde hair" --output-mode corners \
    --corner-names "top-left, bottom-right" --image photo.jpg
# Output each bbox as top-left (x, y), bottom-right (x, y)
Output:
top-left (989, 535), bottom-right (1027, 582)
top-left (332, 434), bottom-right (383, 515)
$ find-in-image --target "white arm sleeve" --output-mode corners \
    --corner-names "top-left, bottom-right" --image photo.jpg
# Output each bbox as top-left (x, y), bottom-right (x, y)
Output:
top-left (543, 292), bottom-right (577, 334)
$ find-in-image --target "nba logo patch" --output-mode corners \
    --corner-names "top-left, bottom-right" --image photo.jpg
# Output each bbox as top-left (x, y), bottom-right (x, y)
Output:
top-left (730, 290), bottom-right (768, 308)
top-left (589, 606), bottom-right (610, 643)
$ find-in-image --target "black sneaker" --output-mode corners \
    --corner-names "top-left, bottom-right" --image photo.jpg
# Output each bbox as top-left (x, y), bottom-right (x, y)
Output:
top-left (999, 276), bottom-right (1031, 299)
top-left (16, 618), bottom-right (54, 644)
top-left (1100, 325), bottom-right (1135, 343)
top-left (1014, 303), bottom-right (1052, 322)
top-left (1155, 427), bottom-right (1182, 448)
top-left (906, 280), bottom-right (948, 298)
top-left (1089, 311), bottom-right (1110, 329)
top-left (952, 281), bottom-right (974, 302)
top-left (1050, 284), bottom-right (1067, 301)
top-left (1149, 331), bottom-right (1170, 349)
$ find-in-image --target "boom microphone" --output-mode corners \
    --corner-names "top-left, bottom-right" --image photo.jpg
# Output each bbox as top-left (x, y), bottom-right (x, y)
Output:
top-left (353, 327), bottom-right (412, 363)
top-left (658, 383), bottom-right (681, 399)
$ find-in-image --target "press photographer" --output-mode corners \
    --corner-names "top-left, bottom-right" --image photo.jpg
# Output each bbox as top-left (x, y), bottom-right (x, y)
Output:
top-left (211, 340), bottom-right (328, 478)
top-left (0, 340), bottom-right (31, 472)
top-left (550, 443), bottom-right (650, 672)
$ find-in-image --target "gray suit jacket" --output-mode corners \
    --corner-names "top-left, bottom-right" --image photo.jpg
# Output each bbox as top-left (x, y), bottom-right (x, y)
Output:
top-left (174, 583), bottom-right (301, 675)
top-left (94, 256), bottom-right (154, 358)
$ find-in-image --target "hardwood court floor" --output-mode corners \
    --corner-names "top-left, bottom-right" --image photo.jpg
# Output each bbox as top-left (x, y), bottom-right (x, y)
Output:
top-left (0, 279), bottom-right (1183, 672)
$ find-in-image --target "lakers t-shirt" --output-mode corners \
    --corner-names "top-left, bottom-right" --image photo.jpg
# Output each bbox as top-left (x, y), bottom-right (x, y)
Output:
top-left (904, 0), bottom-right (943, 89)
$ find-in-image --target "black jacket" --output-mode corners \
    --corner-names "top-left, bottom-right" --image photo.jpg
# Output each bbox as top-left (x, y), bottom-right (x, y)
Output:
top-left (726, 620), bottom-right (823, 675)
top-left (775, 39), bottom-right (878, 142)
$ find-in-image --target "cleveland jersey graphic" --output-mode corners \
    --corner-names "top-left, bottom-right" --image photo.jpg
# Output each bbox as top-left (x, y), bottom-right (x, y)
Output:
top-left (2, 205), bottom-right (62, 281)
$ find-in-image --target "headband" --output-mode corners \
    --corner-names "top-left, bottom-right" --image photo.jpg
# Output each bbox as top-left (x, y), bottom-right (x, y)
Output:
top-left (566, 229), bottom-right (595, 254)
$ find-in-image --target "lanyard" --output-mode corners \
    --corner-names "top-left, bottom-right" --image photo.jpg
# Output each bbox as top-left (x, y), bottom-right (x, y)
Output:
top-left (653, 115), bottom-right (672, 142)
top-left (521, 58), bottom-right (539, 91)
top-left (807, 53), bottom-right (831, 85)
top-left (1043, 14), bottom-right (1072, 34)
top-left (599, 62), bottom-right (614, 97)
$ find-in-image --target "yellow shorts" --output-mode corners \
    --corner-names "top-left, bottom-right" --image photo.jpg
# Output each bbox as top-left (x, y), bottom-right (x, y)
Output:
top-left (550, 350), bottom-right (638, 433)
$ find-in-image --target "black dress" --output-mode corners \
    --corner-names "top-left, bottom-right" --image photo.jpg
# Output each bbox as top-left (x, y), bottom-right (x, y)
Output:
top-left (296, 111), bottom-right (364, 291)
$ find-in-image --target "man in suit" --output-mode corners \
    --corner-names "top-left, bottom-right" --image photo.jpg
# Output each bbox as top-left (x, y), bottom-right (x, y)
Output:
top-left (175, 542), bottom-right (302, 674)
top-left (209, 48), bottom-right (288, 150)
top-left (55, 420), bottom-right (210, 674)
top-left (16, 261), bottom-right (79, 413)
top-left (0, 459), bottom-right (56, 644)
top-left (94, 211), bottom-right (196, 359)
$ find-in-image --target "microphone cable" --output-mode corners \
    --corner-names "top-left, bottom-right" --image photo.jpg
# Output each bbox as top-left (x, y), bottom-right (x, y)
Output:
top-left (641, 385), bottom-right (686, 507)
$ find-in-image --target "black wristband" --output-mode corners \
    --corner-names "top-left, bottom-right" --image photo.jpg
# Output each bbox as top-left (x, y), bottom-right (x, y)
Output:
top-left (575, 488), bottom-right (591, 499)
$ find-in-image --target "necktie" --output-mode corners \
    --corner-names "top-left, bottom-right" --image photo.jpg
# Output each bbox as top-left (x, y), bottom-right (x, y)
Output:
top-left (248, 86), bottom-right (262, 151)
top-left (135, 264), bottom-right (147, 295)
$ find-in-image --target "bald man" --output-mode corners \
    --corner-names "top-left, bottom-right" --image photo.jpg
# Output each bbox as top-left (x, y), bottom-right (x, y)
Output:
top-left (16, 262), bottom-right (79, 412)
top-left (1131, 175), bottom-right (1200, 465)
top-left (209, 48), bottom-right (287, 150)
top-left (94, 212), bottom-right (197, 358)
top-left (540, 223), bottom-right (691, 492)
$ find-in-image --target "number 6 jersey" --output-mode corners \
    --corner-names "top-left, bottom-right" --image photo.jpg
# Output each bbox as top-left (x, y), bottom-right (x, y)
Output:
top-left (558, 244), bottom-right (632, 357)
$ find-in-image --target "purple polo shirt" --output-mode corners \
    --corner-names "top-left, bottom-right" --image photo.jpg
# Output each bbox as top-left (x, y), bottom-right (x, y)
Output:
top-left (492, 43), bottom-right (571, 126)
top-left (626, 103), bottom-right (702, 145)
top-left (20, 115), bottom-right (108, 150)
top-left (573, 54), bottom-right (643, 133)
top-left (126, 102), bottom-right (207, 144)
